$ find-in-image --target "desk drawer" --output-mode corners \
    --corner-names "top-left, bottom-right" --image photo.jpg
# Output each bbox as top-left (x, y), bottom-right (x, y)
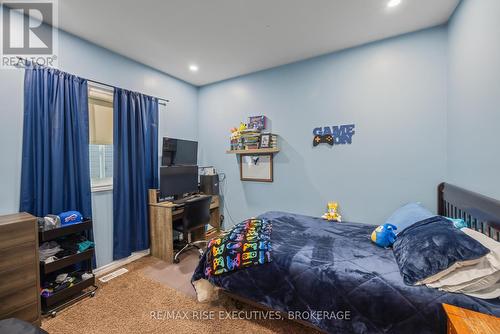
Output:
top-left (0, 285), bottom-right (38, 315)
top-left (0, 242), bottom-right (36, 273)
top-left (0, 219), bottom-right (35, 251)
top-left (0, 263), bottom-right (37, 297)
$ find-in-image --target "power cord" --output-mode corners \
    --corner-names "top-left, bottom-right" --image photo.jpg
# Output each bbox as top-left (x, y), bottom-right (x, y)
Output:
top-left (218, 171), bottom-right (238, 227)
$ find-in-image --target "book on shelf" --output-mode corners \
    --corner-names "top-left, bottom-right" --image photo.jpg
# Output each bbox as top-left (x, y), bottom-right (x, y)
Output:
top-left (229, 131), bottom-right (280, 151)
top-left (259, 133), bottom-right (278, 149)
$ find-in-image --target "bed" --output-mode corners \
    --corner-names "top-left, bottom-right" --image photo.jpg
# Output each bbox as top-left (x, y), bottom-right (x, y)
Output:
top-left (192, 183), bottom-right (500, 333)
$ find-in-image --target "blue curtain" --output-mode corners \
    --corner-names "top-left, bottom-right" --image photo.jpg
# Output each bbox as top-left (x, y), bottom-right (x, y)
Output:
top-left (20, 65), bottom-right (92, 219)
top-left (113, 89), bottom-right (158, 260)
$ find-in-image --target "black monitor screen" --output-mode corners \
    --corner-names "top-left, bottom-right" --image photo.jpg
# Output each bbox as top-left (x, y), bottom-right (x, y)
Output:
top-left (160, 165), bottom-right (198, 197)
top-left (162, 138), bottom-right (198, 166)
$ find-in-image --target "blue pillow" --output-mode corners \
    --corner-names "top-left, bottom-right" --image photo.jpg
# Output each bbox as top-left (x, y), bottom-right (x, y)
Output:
top-left (385, 202), bottom-right (434, 235)
top-left (393, 216), bottom-right (490, 285)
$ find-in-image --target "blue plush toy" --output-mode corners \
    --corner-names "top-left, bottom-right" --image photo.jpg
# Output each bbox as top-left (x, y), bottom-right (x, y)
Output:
top-left (371, 223), bottom-right (397, 248)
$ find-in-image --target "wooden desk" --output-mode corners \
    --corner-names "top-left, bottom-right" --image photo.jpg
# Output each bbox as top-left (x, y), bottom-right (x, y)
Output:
top-left (443, 303), bottom-right (500, 334)
top-left (148, 189), bottom-right (220, 263)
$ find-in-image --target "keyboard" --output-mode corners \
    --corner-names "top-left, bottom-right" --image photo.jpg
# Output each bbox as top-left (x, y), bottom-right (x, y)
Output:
top-left (172, 194), bottom-right (202, 205)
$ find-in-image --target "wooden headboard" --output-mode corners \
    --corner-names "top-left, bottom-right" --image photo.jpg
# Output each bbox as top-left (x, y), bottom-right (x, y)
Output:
top-left (438, 183), bottom-right (500, 241)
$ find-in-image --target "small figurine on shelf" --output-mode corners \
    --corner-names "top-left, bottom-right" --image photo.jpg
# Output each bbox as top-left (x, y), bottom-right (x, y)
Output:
top-left (229, 122), bottom-right (247, 137)
top-left (230, 123), bottom-right (248, 151)
top-left (322, 202), bottom-right (342, 222)
top-left (230, 127), bottom-right (239, 140)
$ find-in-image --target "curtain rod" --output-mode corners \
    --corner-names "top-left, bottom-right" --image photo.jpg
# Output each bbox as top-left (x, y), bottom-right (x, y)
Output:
top-left (86, 78), bottom-right (169, 106)
top-left (15, 57), bottom-right (170, 106)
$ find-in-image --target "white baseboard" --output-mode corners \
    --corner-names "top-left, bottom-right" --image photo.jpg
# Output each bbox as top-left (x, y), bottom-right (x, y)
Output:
top-left (93, 249), bottom-right (150, 277)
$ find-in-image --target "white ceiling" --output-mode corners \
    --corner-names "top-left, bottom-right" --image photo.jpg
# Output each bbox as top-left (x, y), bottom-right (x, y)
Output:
top-left (57, 0), bottom-right (460, 86)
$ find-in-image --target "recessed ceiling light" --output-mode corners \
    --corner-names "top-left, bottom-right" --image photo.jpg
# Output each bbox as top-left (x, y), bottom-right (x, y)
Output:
top-left (387, 0), bottom-right (401, 8)
top-left (189, 64), bottom-right (199, 72)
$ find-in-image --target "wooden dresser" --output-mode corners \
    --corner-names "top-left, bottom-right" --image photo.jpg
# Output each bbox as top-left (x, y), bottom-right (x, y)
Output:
top-left (443, 303), bottom-right (500, 334)
top-left (0, 213), bottom-right (41, 326)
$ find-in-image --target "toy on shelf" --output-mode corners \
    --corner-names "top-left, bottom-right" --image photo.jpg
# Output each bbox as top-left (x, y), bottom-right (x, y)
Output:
top-left (230, 121), bottom-right (264, 151)
top-left (322, 202), bottom-right (342, 222)
top-left (248, 115), bottom-right (267, 130)
top-left (229, 123), bottom-right (247, 150)
top-left (238, 122), bottom-right (247, 132)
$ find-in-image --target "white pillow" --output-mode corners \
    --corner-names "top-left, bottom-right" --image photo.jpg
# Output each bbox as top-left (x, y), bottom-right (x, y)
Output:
top-left (425, 228), bottom-right (500, 299)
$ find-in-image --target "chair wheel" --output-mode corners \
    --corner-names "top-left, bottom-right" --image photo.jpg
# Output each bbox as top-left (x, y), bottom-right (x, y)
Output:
top-left (90, 291), bottom-right (96, 297)
top-left (50, 311), bottom-right (57, 318)
top-left (174, 258), bottom-right (180, 264)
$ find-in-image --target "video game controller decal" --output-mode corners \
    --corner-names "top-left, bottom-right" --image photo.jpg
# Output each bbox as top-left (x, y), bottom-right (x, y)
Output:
top-left (313, 124), bottom-right (355, 147)
top-left (313, 134), bottom-right (334, 146)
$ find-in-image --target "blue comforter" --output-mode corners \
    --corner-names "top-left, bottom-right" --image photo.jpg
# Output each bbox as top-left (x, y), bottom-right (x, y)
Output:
top-left (192, 211), bottom-right (500, 333)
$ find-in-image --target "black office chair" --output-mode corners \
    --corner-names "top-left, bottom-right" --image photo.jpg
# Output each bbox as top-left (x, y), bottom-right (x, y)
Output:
top-left (173, 195), bottom-right (212, 263)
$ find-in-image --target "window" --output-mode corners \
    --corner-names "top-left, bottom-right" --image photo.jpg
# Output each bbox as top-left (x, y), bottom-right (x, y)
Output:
top-left (88, 85), bottom-right (113, 191)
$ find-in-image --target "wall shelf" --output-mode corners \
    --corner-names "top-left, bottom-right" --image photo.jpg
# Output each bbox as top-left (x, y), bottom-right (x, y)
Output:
top-left (226, 148), bottom-right (279, 154)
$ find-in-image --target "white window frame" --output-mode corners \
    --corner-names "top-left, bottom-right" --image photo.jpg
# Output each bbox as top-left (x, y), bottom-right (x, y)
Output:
top-left (90, 144), bottom-right (113, 192)
top-left (88, 84), bottom-right (114, 193)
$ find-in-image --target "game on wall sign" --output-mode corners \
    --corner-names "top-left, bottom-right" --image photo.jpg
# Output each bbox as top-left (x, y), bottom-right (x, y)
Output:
top-left (313, 124), bottom-right (355, 146)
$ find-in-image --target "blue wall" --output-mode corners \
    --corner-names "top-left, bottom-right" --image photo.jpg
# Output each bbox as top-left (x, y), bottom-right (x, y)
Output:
top-left (2, 1), bottom-right (497, 266)
top-left (0, 12), bottom-right (199, 267)
top-left (447, 0), bottom-right (500, 200)
top-left (198, 27), bottom-right (448, 226)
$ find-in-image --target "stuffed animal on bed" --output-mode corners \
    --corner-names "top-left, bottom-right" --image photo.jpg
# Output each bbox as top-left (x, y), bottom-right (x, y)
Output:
top-left (322, 202), bottom-right (342, 222)
top-left (371, 223), bottom-right (397, 248)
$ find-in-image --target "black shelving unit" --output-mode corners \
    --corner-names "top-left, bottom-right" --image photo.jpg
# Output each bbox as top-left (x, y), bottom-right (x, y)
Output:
top-left (38, 219), bottom-right (98, 317)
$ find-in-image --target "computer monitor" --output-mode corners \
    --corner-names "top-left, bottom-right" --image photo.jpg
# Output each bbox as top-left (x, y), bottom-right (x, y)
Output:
top-left (162, 138), bottom-right (198, 166)
top-left (159, 165), bottom-right (198, 198)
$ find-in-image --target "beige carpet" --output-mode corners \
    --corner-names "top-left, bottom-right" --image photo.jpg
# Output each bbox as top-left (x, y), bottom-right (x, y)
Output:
top-left (41, 255), bottom-right (320, 334)
top-left (141, 248), bottom-right (201, 299)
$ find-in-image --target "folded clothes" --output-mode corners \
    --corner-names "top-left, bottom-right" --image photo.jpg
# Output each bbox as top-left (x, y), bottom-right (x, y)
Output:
top-left (55, 273), bottom-right (68, 284)
top-left (44, 256), bottom-right (58, 264)
top-left (59, 235), bottom-right (80, 253)
top-left (43, 235), bottom-right (93, 262)
top-left (82, 273), bottom-right (93, 280)
top-left (39, 241), bottom-right (63, 261)
top-left (78, 240), bottom-right (94, 252)
top-left (40, 271), bottom-right (91, 297)
top-left (44, 215), bottom-right (61, 230)
top-left (53, 281), bottom-right (72, 293)
top-left (55, 249), bottom-right (77, 258)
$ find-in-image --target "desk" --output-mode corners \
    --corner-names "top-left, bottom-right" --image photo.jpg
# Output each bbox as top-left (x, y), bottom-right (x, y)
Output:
top-left (148, 189), bottom-right (220, 263)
